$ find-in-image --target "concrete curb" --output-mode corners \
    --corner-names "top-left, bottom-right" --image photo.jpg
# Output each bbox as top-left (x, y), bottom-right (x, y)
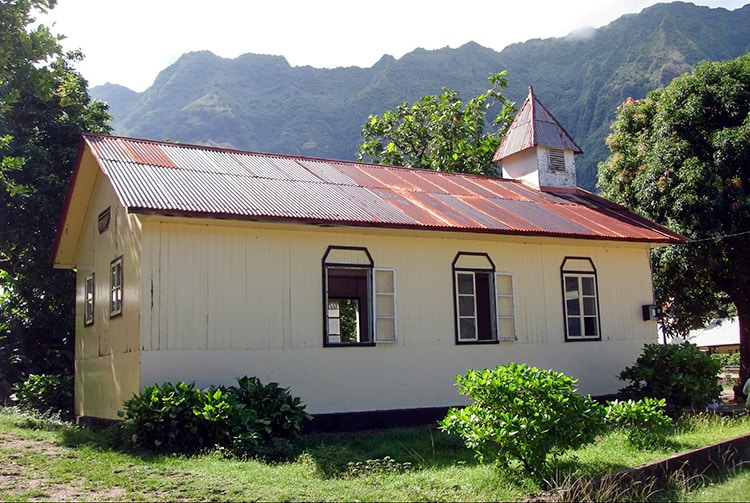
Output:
top-left (574, 433), bottom-right (750, 497)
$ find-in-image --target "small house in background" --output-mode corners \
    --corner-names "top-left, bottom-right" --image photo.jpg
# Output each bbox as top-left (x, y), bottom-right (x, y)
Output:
top-left (51, 89), bottom-right (684, 429)
top-left (683, 318), bottom-right (740, 354)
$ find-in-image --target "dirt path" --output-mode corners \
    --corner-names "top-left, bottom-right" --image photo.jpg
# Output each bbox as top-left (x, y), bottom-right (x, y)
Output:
top-left (0, 433), bottom-right (125, 501)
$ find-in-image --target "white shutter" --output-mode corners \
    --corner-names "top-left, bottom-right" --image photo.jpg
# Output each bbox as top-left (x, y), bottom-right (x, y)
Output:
top-left (374, 268), bottom-right (397, 343)
top-left (496, 272), bottom-right (516, 340)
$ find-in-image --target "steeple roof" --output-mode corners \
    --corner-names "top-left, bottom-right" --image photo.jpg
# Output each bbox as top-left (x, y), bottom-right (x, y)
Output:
top-left (493, 87), bottom-right (583, 162)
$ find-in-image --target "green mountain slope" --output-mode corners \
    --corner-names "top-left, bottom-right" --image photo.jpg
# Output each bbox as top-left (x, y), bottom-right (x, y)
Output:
top-left (92, 1), bottom-right (750, 191)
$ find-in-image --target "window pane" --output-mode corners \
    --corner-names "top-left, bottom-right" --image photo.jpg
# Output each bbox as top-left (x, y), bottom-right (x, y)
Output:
top-left (459, 319), bottom-right (476, 340)
top-left (338, 299), bottom-right (360, 342)
top-left (566, 298), bottom-right (580, 316)
top-left (568, 318), bottom-right (581, 337)
top-left (376, 318), bottom-right (396, 342)
top-left (499, 318), bottom-right (516, 339)
top-left (459, 296), bottom-right (475, 316)
top-left (457, 273), bottom-right (475, 294)
top-left (376, 294), bottom-right (395, 317)
top-left (565, 276), bottom-right (579, 297)
top-left (584, 317), bottom-right (598, 336)
top-left (328, 318), bottom-right (340, 335)
top-left (583, 297), bottom-right (597, 316)
top-left (582, 276), bottom-right (595, 296)
top-left (496, 274), bottom-right (513, 295)
top-left (497, 297), bottom-right (514, 317)
top-left (375, 270), bottom-right (394, 292)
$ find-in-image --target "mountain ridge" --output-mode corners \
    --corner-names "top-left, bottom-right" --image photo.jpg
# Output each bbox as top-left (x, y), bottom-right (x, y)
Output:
top-left (91, 1), bottom-right (750, 190)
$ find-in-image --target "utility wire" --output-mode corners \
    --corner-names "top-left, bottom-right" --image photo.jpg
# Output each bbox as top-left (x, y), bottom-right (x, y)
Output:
top-left (678, 229), bottom-right (750, 245)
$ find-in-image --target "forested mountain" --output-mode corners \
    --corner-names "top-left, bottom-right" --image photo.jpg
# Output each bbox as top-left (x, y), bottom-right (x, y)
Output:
top-left (92, 1), bottom-right (750, 191)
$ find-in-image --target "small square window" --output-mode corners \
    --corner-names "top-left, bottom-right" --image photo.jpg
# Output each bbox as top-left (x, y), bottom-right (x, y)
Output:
top-left (110, 256), bottom-right (123, 317)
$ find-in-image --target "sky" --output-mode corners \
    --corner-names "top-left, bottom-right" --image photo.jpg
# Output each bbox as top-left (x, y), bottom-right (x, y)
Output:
top-left (37, 0), bottom-right (748, 93)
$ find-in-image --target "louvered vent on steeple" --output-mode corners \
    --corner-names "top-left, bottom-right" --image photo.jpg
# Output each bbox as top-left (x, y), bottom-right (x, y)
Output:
top-left (493, 87), bottom-right (582, 189)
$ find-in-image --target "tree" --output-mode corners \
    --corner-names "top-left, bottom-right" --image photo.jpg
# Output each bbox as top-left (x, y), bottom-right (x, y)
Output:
top-left (598, 54), bottom-right (750, 383)
top-left (0, 0), bottom-right (111, 388)
top-left (357, 72), bottom-right (515, 176)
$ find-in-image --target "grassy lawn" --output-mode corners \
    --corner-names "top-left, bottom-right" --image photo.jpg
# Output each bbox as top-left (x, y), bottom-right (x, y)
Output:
top-left (1, 407), bottom-right (750, 501)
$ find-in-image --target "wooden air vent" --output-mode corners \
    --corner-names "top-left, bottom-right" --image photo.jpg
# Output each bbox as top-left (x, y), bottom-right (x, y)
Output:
top-left (98, 207), bottom-right (111, 233)
top-left (549, 148), bottom-right (566, 172)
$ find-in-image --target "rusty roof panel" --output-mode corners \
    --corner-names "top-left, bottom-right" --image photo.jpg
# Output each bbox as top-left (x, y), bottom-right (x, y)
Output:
top-left (494, 87), bottom-right (582, 162)
top-left (80, 134), bottom-right (684, 244)
top-left (296, 159), bottom-right (359, 186)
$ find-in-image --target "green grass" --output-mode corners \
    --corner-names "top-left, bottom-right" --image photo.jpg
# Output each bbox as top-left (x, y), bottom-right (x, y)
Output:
top-left (2, 407), bottom-right (750, 502)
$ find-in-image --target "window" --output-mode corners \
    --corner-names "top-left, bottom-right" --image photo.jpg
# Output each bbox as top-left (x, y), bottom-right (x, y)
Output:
top-left (84, 274), bottom-right (95, 326)
top-left (323, 246), bottom-right (396, 346)
top-left (453, 253), bottom-right (515, 343)
top-left (110, 256), bottom-right (123, 317)
top-left (561, 257), bottom-right (600, 341)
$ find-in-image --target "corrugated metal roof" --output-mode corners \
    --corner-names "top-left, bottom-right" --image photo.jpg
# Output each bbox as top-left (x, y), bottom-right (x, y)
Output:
top-left (81, 134), bottom-right (684, 243)
top-left (493, 87), bottom-right (583, 161)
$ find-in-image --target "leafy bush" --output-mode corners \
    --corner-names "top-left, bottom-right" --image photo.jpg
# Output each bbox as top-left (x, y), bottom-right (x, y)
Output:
top-left (618, 343), bottom-right (722, 412)
top-left (119, 381), bottom-right (206, 451)
top-left (605, 397), bottom-right (672, 448)
top-left (711, 352), bottom-right (740, 369)
top-left (119, 376), bottom-right (312, 459)
top-left (11, 374), bottom-right (74, 419)
top-left (226, 376), bottom-right (311, 440)
top-left (439, 363), bottom-right (606, 475)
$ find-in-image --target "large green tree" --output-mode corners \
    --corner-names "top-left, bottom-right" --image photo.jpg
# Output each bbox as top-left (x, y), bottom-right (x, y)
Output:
top-left (598, 54), bottom-right (750, 382)
top-left (357, 72), bottom-right (515, 176)
top-left (0, 0), bottom-right (111, 388)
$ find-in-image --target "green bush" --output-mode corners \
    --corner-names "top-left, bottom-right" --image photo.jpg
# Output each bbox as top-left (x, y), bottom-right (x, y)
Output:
top-left (605, 397), bottom-right (672, 449)
top-left (11, 374), bottom-right (74, 419)
top-left (439, 363), bottom-right (606, 475)
top-left (618, 343), bottom-right (722, 412)
top-left (711, 352), bottom-right (740, 369)
top-left (119, 376), bottom-right (312, 459)
top-left (119, 381), bottom-right (206, 452)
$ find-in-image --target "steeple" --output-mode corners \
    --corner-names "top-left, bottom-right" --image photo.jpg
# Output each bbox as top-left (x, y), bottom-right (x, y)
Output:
top-left (493, 86), bottom-right (582, 189)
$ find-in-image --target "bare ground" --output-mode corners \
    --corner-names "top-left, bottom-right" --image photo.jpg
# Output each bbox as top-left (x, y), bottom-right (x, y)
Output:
top-left (0, 432), bottom-right (126, 502)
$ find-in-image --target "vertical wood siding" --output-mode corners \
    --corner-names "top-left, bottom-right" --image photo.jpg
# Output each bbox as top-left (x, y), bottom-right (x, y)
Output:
top-left (136, 218), bottom-right (658, 414)
top-left (74, 172), bottom-right (141, 419)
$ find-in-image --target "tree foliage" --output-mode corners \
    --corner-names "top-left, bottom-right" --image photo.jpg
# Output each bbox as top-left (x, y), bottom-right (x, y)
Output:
top-left (357, 72), bottom-right (515, 176)
top-left (617, 342), bottom-right (722, 412)
top-left (0, 0), bottom-right (111, 387)
top-left (597, 53), bottom-right (750, 379)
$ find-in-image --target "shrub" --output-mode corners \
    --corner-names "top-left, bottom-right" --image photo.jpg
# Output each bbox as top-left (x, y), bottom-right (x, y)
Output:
top-left (119, 381), bottom-right (206, 452)
top-left (439, 363), bottom-right (607, 475)
top-left (11, 374), bottom-right (74, 419)
top-left (119, 376), bottom-right (312, 459)
top-left (226, 376), bottom-right (312, 440)
top-left (605, 397), bottom-right (672, 448)
top-left (711, 352), bottom-right (739, 369)
top-left (617, 343), bottom-right (722, 412)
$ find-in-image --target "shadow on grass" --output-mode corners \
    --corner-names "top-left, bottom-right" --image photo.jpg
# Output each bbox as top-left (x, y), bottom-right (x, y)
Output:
top-left (302, 424), bottom-right (479, 478)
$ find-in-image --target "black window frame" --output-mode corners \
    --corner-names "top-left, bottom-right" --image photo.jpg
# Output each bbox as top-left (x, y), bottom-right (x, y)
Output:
top-left (110, 256), bottom-right (123, 318)
top-left (452, 252), bottom-right (500, 345)
top-left (560, 257), bottom-right (601, 342)
top-left (84, 273), bottom-right (95, 326)
top-left (322, 246), bottom-right (375, 347)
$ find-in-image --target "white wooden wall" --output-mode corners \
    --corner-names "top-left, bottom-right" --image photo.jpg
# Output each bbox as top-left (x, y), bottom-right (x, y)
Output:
top-left (138, 217), bottom-right (658, 415)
